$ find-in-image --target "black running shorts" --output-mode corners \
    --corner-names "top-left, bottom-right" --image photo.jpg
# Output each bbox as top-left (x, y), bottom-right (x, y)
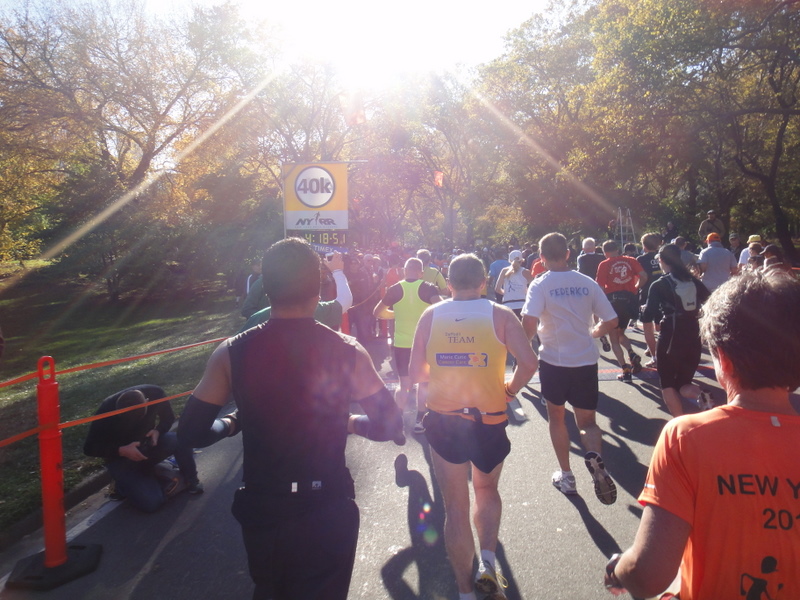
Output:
top-left (539, 360), bottom-right (599, 410)
top-left (423, 411), bottom-right (510, 474)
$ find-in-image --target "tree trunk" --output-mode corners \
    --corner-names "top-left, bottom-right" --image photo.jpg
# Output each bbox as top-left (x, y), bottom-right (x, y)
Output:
top-left (765, 180), bottom-right (799, 266)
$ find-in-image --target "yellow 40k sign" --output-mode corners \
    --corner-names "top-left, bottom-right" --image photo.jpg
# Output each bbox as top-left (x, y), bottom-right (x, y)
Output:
top-left (283, 163), bottom-right (349, 231)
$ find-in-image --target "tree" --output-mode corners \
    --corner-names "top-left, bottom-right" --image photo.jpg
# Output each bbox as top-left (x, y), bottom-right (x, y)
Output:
top-left (0, 1), bottom-right (273, 295)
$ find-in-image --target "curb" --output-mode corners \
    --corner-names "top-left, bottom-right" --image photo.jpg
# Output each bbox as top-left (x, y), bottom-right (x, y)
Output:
top-left (0, 469), bottom-right (110, 555)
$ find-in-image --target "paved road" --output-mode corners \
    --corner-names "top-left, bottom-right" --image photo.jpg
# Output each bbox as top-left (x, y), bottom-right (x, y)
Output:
top-left (0, 330), bottom-right (721, 599)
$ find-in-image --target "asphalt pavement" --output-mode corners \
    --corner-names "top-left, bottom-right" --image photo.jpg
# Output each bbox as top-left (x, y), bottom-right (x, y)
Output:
top-left (0, 328), bottom-right (722, 599)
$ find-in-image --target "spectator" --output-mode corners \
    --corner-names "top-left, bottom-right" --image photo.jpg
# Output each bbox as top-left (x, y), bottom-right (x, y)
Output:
top-left (241, 276), bottom-right (269, 319)
top-left (84, 385), bottom-right (238, 510)
top-left (728, 232), bottom-right (743, 260)
top-left (761, 244), bottom-right (791, 273)
top-left (737, 234), bottom-right (763, 267)
top-left (662, 221), bottom-right (679, 242)
top-left (605, 269), bottom-right (800, 599)
top-left (697, 209), bottom-right (726, 240)
top-left (238, 252), bottom-right (352, 332)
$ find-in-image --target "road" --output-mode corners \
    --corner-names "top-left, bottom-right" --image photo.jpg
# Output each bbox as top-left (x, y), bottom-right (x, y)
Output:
top-left (0, 330), bottom-right (721, 599)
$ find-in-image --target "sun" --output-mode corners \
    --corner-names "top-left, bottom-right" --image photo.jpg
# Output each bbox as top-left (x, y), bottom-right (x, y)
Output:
top-left (151, 0), bottom-right (544, 93)
top-left (237, 0), bottom-right (542, 93)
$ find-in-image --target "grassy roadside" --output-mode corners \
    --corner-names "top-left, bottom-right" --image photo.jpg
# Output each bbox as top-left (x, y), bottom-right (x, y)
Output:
top-left (0, 263), bottom-right (241, 533)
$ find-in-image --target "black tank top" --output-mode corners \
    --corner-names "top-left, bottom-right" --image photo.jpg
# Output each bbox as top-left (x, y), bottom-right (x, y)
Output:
top-left (229, 318), bottom-right (357, 498)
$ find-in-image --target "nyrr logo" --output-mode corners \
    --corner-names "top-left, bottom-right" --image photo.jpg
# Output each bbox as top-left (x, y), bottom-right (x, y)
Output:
top-left (295, 214), bottom-right (337, 227)
top-left (295, 166), bottom-right (335, 208)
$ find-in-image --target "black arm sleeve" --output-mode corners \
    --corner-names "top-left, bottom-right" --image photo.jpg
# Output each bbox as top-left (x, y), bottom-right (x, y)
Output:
top-left (641, 278), bottom-right (665, 323)
top-left (178, 395), bottom-right (222, 448)
top-left (355, 387), bottom-right (404, 443)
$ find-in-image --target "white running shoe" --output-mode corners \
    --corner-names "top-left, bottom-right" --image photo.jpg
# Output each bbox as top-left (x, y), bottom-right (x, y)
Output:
top-left (475, 561), bottom-right (508, 598)
top-left (551, 470), bottom-right (577, 496)
top-left (697, 390), bottom-right (714, 411)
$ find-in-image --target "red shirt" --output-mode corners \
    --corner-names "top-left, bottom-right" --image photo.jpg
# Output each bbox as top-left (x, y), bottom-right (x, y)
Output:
top-left (531, 258), bottom-right (547, 278)
top-left (596, 255), bottom-right (643, 294)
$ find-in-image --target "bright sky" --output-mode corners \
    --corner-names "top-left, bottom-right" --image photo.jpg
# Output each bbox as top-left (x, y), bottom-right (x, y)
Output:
top-left (158, 0), bottom-right (548, 91)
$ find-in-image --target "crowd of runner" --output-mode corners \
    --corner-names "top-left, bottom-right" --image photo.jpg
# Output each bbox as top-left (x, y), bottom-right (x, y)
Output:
top-left (85, 225), bottom-right (799, 600)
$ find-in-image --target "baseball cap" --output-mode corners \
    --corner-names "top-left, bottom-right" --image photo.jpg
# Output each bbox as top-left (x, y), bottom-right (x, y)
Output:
top-left (508, 250), bottom-right (522, 262)
top-left (760, 244), bottom-right (783, 259)
top-left (729, 232), bottom-right (739, 239)
top-left (706, 233), bottom-right (721, 243)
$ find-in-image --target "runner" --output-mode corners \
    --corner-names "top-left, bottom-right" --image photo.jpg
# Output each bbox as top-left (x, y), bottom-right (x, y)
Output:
top-left (605, 269), bottom-right (800, 599)
top-left (521, 233), bottom-right (619, 505)
top-left (374, 257), bottom-right (442, 433)
top-left (640, 243), bottom-right (711, 417)
top-left (410, 253), bottom-right (537, 600)
top-left (595, 240), bottom-right (647, 382)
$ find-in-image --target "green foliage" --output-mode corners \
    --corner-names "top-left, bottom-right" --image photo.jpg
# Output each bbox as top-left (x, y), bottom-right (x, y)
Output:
top-left (0, 271), bottom-right (240, 533)
top-left (1, 0), bottom-right (799, 286)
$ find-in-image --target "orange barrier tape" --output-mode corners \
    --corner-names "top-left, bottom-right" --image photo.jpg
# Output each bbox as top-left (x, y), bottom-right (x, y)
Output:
top-left (0, 425), bottom-right (44, 448)
top-left (0, 371), bottom-right (39, 390)
top-left (0, 391), bottom-right (194, 449)
top-left (52, 337), bottom-right (226, 377)
top-left (57, 391), bottom-right (191, 430)
top-left (0, 337), bottom-right (225, 390)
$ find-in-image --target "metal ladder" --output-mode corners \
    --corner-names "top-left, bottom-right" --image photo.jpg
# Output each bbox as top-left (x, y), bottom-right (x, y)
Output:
top-left (616, 207), bottom-right (637, 249)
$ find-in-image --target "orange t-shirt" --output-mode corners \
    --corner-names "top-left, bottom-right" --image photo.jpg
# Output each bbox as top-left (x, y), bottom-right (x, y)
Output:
top-left (639, 405), bottom-right (800, 600)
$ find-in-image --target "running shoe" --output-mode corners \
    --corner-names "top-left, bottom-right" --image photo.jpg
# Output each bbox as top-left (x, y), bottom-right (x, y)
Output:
top-left (600, 336), bottom-right (611, 352)
top-left (413, 419), bottom-right (425, 435)
top-left (644, 358), bottom-right (657, 368)
top-left (629, 353), bottom-right (643, 374)
top-left (617, 367), bottom-right (632, 383)
top-left (697, 390), bottom-right (714, 411)
top-left (584, 451), bottom-right (617, 505)
top-left (475, 561), bottom-right (508, 598)
top-left (551, 470), bottom-right (577, 496)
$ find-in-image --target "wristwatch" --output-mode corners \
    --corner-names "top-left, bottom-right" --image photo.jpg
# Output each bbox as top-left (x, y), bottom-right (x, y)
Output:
top-left (605, 553), bottom-right (623, 589)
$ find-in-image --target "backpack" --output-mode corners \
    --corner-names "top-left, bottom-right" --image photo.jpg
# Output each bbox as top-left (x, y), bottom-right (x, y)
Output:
top-left (667, 274), bottom-right (698, 314)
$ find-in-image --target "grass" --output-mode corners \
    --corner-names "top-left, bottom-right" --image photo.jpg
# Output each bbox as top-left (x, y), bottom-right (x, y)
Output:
top-left (0, 263), bottom-right (241, 533)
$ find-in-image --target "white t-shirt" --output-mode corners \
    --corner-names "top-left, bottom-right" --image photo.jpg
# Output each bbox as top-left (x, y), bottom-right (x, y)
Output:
top-left (522, 270), bottom-right (617, 368)
top-left (500, 268), bottom-right (529, 309)
top-left (738, 247), bottom-right (752, 265)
